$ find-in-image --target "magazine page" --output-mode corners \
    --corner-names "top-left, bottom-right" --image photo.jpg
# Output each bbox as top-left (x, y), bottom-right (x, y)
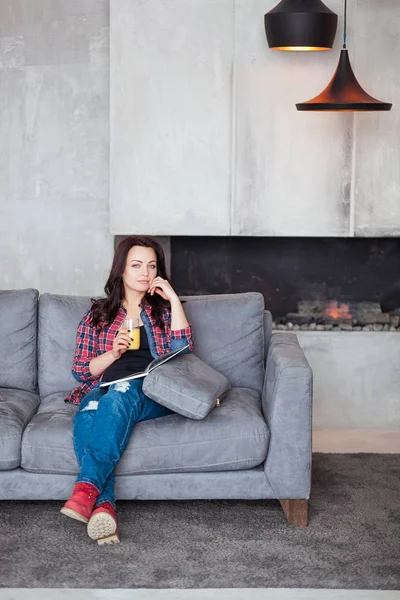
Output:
top-left (99, 370), bottom-right (147, 387)
top-left (146, 343), bottom-right (189, 373)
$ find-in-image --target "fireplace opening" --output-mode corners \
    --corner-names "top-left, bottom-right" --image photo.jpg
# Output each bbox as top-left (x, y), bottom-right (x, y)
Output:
top-left (170, 237), bottom-right (400, 332)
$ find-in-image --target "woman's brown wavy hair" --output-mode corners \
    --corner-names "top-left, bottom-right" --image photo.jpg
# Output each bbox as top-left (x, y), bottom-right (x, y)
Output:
top-left (90, 236), bottom-right (171, 329)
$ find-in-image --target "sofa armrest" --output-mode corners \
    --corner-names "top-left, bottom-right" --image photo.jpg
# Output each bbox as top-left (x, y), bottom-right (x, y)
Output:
top-left (262, 332), bottom-right (313, 499)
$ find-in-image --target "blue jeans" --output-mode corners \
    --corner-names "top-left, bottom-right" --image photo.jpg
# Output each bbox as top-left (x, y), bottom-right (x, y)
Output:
top-left (73, 379), bottom-right (173, 508)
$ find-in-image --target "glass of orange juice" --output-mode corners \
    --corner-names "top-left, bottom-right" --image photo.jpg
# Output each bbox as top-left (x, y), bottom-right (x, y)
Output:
top-left (122, 318), bottom-right (140, 350)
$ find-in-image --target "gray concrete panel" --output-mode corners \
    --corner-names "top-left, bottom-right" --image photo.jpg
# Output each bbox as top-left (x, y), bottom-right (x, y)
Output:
top-left (0, 0), bottom-right (113, 295)
top-left (232, 0), bottom-right (354, 237)
top-left (110, 0), bottom-right (233, 236)
top-left (0, 197), bottom-right (111, 294)
top-left (353, 0), bottom-right (400, 237)
top-left (296, 331), bottom-right (400, 430)
top-left (0, 0), bottom-right (109, 65)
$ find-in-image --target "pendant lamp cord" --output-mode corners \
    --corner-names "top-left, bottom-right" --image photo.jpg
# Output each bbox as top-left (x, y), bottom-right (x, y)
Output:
top-left (343, 0), bottom-right (347, 48)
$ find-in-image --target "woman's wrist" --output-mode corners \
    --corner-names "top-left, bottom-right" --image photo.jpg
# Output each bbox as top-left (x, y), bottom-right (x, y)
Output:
top-left (169, 296), bottom-right (190, 330)
top-left (89, 350), bottom-right (118, 377)
top-left (169, 295), bottom-right (181, 308)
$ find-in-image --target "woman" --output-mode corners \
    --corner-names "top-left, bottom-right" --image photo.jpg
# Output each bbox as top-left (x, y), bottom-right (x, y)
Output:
top-left (61, 236), bottom-right (193, 545)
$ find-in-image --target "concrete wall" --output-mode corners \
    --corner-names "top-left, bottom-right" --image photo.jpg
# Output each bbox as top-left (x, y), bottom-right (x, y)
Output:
top-left (1, 0), bottom-right (399, 288)
top-left (0, 0), bottom-right (113, 295)
top-left (296, 331), bottom-right (400, 430)
top-left (111, 0), bottom-right (399, 237)
top-left (0, 0), bottom-right (399, 433)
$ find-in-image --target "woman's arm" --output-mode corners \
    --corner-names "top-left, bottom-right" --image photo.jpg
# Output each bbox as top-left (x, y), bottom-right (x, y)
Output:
top-left (89, 327), bottom-right (132, 376)
top-left (169, 297), bottom-right (193, 353)
top-left (88, 350), bottom-right (117, 378)
top-left (73, 311), bottom-right (131, 380)
top-left (169, 296), bottom-right (190, 330)
top-left (148, 277), bottom-right (193, 352)
top-left (72, 311), bottom-right (99, 382)
top-left (148, 276), bottom-right (189, 329)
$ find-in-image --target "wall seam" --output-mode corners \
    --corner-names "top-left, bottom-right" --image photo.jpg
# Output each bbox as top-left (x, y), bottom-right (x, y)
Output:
top-left (349, 112), bottom-right (357, 237)
top-left (348, 0), bottom-right (358, 238)
top-left (229, 0), bottom-right (237, 236)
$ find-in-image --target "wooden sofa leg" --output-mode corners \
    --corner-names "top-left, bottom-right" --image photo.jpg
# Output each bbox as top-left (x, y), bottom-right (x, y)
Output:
top-left (279, 499), bottom-right (308, 527)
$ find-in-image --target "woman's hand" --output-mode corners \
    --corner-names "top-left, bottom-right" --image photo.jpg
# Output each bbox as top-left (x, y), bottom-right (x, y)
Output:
top-left (111, 328), bottom-right (131, 359)
top-left (148, 277), bottom-right (178, 302)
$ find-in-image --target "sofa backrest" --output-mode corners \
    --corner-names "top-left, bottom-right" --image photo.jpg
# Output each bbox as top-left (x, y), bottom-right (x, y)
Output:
top-left (38, 291), bottom-right (266, 399)
top-left (264, 310), bottom-right (273, 355)
top-left (181, 293), bottom-right (266, 393)
top-left (0, 288), bottom-right (39, 393)
top-left (38, 294), bottom-right (91, 398)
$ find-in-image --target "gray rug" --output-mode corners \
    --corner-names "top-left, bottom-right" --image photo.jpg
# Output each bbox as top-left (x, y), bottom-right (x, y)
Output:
top-left (1, 454), bottom-right (400, 589)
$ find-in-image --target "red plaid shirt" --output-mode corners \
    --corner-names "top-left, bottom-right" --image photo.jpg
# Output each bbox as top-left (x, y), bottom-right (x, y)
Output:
top-left (65, 299), bottom-right (193, 405)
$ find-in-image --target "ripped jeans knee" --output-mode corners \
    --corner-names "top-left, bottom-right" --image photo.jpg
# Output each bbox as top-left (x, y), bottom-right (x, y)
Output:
top-left (113, 381), bottom-right (131, 394)
top-left (81, 400), bottom-right (99, 412)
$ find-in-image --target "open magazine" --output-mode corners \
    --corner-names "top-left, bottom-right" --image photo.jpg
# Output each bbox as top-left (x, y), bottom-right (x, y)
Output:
top-left (99, 343), bottom-right (189, 388)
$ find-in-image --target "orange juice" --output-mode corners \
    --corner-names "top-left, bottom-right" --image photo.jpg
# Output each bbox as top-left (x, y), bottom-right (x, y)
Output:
top-left (128, 327), bottom-right (140, 350)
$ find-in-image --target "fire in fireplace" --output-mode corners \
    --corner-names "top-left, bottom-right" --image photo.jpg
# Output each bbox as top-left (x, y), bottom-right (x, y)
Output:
top-left (276, 299), bottom-right (399, 331)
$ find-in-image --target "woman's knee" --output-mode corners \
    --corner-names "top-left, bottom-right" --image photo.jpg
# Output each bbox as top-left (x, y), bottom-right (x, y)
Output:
top-left (107, 380), bottom-right (144, 403)
top-left (74, 391), bottom-right (102, 428)
top-left (73, 405), bottom-right (97, 435)
top-left (77, 387), bottom-right (104, 412)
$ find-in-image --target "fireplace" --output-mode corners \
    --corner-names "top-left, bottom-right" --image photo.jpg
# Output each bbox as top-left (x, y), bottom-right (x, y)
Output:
top-left (170, 237), bottom-right (400, 332)
top-left (113, 234), bottom-right (400, 429)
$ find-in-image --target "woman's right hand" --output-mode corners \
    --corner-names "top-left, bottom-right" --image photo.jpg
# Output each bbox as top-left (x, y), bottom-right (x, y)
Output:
top-left (111, 329), bottom-right (131, 359)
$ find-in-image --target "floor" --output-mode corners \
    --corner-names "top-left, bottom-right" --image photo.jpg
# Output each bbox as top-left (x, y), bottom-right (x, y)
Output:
top-left (2, 430), bottom-right (399, 600)
top-left (312, 429), bottom-right (400, 453)
top-left (1, 589), bottom-right (399, 600)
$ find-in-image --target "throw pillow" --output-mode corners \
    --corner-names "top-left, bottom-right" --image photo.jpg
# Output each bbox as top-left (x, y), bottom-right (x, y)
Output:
top-left (142, 353), bottom-right (231, 420)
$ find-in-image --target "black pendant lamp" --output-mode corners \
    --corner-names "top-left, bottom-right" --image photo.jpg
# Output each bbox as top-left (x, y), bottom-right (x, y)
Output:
top-left (264, 0), bottom-right (338, 51)
top-left (296, 0), bottom-right (392, 111)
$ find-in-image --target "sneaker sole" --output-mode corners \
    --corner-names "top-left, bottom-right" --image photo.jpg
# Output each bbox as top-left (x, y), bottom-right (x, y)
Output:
top-left (87, 512), bottom-right (120, 545)
top-left (60, 506), bottom-right (89, 524)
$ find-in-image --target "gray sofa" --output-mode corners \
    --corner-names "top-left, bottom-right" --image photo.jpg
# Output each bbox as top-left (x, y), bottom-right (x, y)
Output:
top-left (0, 289), bottom-right (313, 526)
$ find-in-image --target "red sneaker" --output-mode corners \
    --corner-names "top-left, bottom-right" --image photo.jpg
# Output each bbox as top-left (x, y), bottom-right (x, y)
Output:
top-left (87, 501), bottom-right (120, 545)
top-left (60, 482), bottom-right (99, 524)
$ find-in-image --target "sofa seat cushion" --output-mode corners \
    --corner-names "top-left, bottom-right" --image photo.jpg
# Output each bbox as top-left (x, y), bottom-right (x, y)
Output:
top-left (0, 388), bottom-right (40, 470)
top-left (21, 388), bottom-right (269, 475)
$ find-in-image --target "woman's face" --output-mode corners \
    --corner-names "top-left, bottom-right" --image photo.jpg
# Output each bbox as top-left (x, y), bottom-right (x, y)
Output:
top-left (122, 245), bottom-right (158, 295)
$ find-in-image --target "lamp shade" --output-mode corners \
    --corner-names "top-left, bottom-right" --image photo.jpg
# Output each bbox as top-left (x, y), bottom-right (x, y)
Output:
top-left (296, 49), bottom-right (392, 111)
top-left (264, 0), bottom-right (338, 51)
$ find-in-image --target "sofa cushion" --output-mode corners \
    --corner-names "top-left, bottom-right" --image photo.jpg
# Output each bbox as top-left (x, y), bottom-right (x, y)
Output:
top-left (21, 387), bottom-right (269, 475)
top-left (0, 388), bottom-right (40, 470)
top-left (143, 353), bottom-right (231, 420)
top-left (0, 289), bottom-right (39, 392)
top-left (181, 293), bottom-right (265, 393)
top-left (38, 294), bottom-right (91, 398)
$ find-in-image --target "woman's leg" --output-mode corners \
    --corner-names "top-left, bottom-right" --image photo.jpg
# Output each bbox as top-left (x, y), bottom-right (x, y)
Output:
top-left (93, 384), bottom-right (173, 505)
top-left (73, 380), bottom-right (173, 510)
top-left (62, 386), bottom-right (109, 522)
top-left (73, 386), bottom-right (107, 470)
top-left (73, 385), bottom-right (118, 506)
top-left (84, 379), bottom-right (174, 544)
top-left (77, 378), bottom-right (171, 493)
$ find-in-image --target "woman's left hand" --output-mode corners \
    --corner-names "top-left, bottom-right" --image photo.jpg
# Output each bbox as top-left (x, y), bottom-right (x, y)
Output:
top-left (148, 277), bottom-right (178, 302)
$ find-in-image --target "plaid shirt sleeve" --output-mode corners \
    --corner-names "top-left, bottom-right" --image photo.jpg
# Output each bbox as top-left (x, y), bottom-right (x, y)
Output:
top-left (164, 309), bottom-right (194, 352)
top-left (72, 310), bottom-right (99, 382)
